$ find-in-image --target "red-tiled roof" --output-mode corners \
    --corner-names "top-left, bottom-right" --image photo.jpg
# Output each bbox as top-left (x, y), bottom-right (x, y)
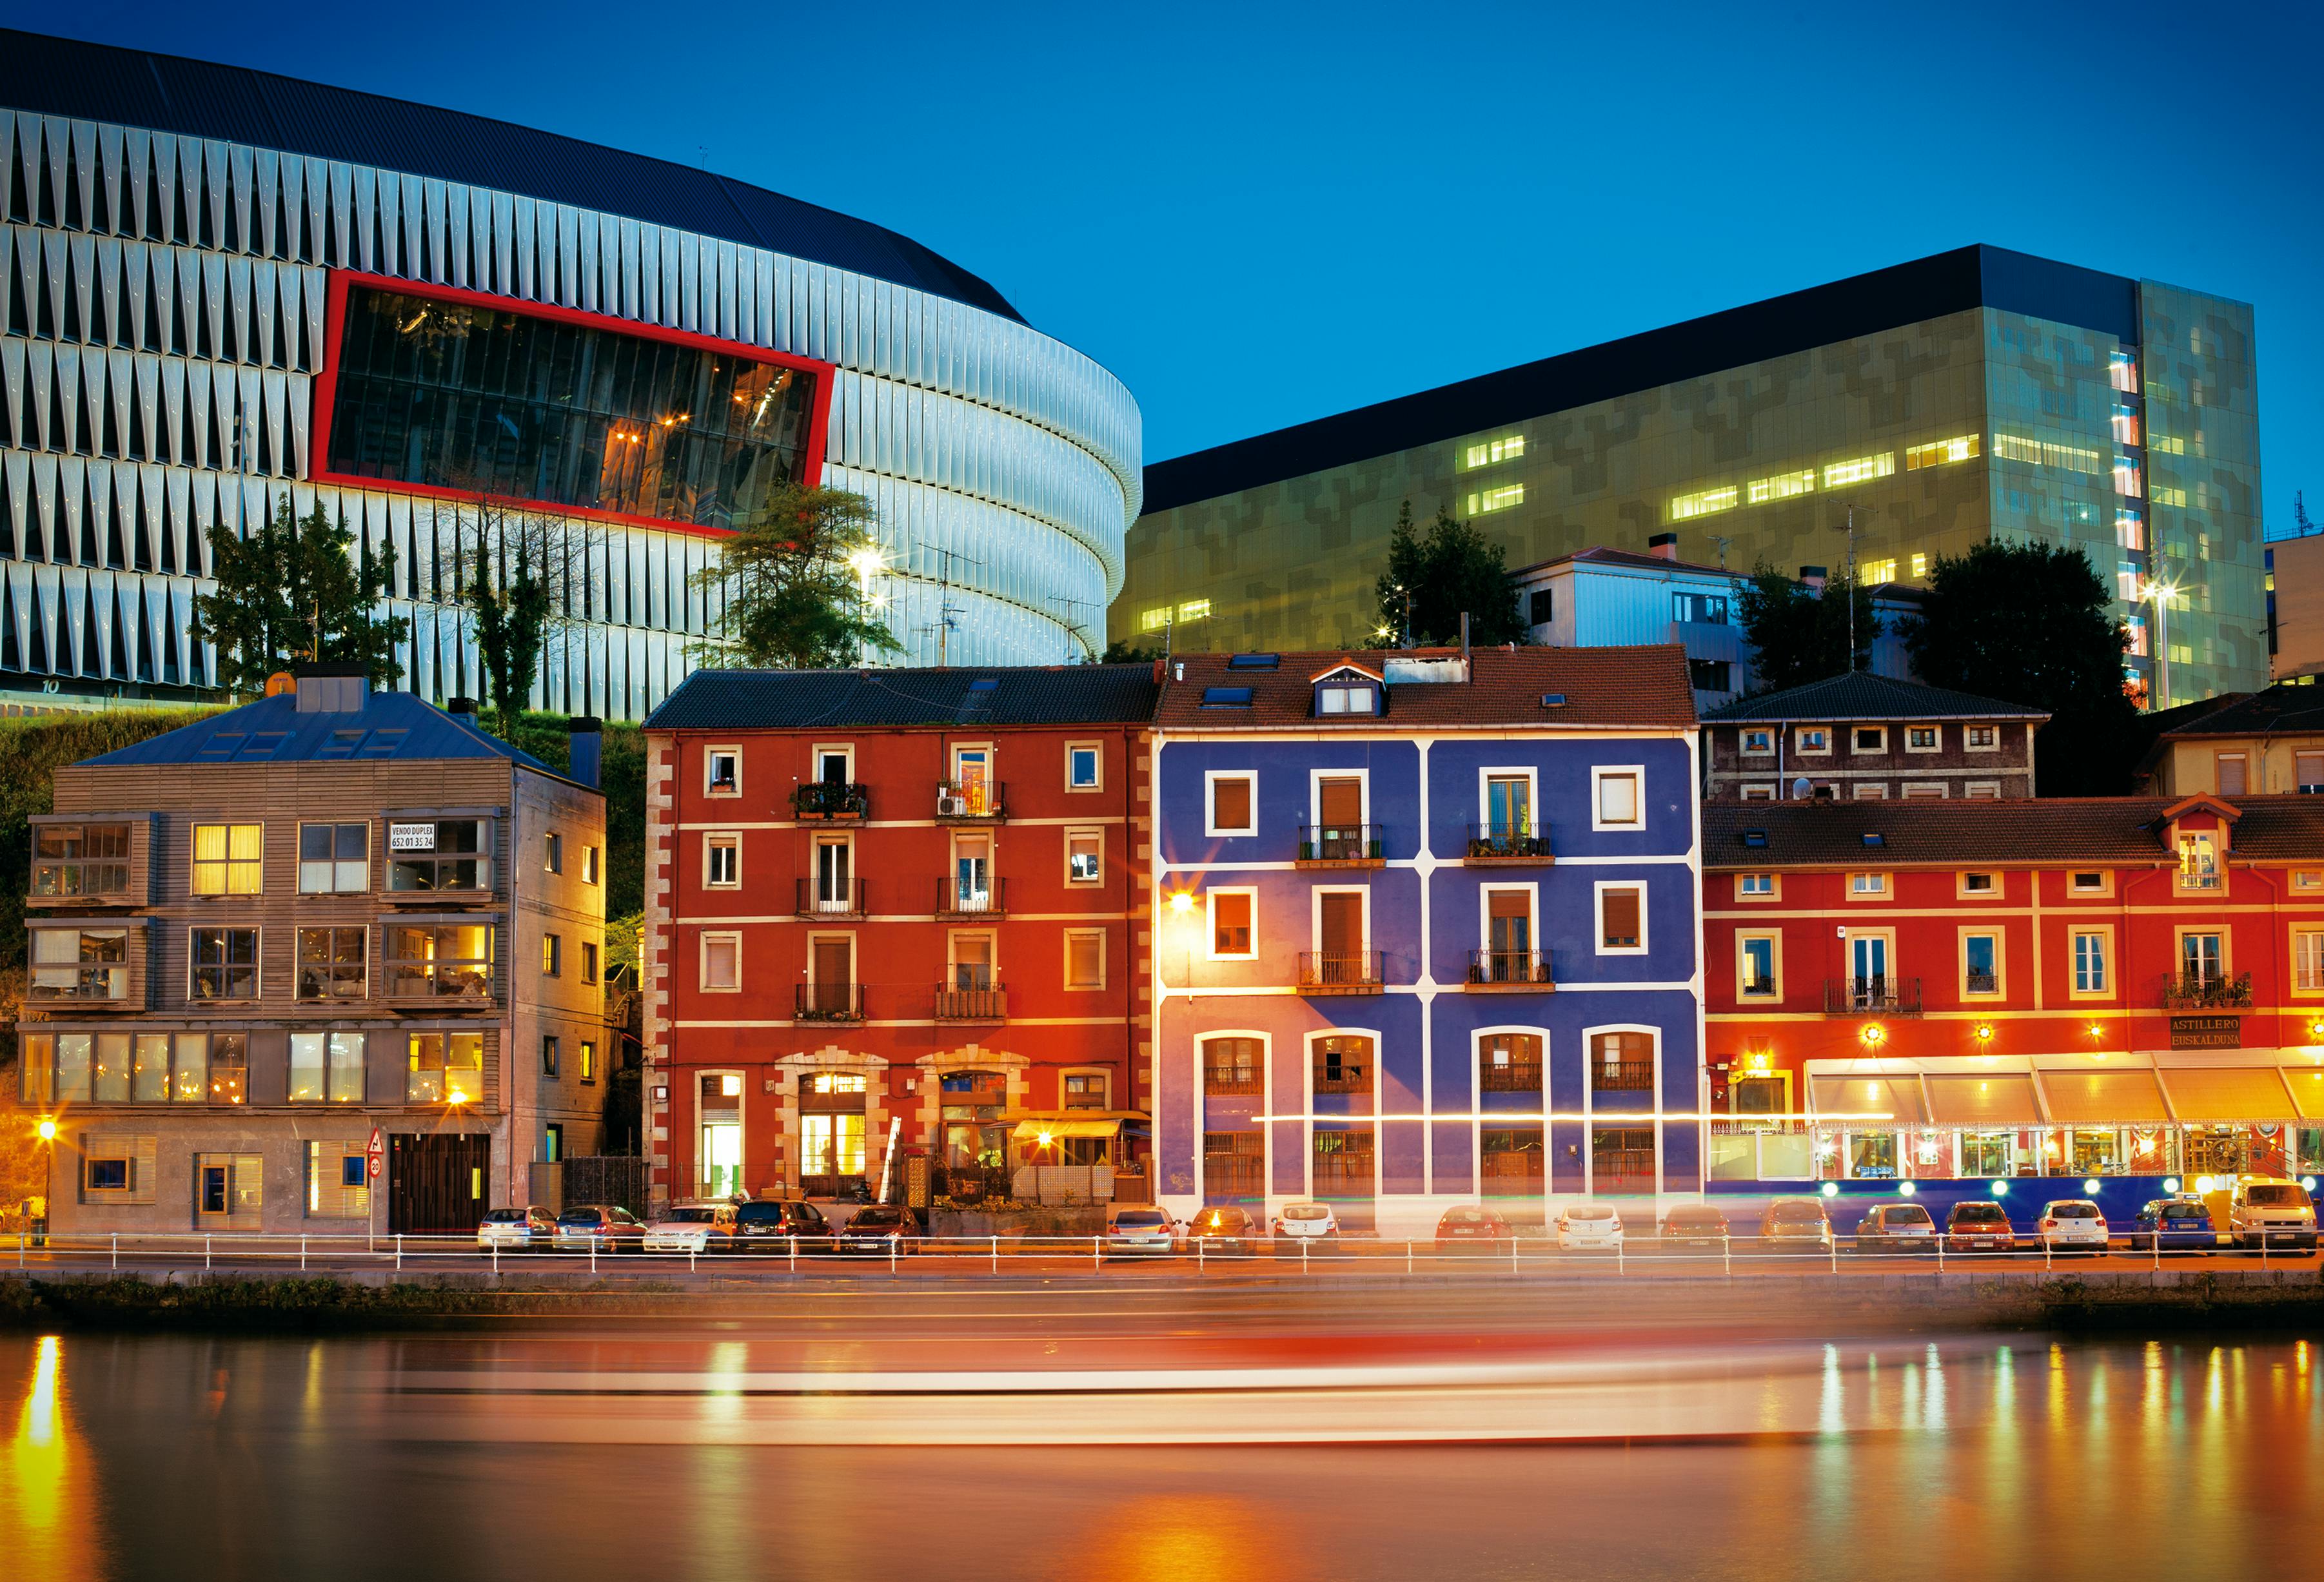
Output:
top-left (1702, 796), bottom-right (2324, 868)
top-left (1154, 646), bottom-right (1697, 730)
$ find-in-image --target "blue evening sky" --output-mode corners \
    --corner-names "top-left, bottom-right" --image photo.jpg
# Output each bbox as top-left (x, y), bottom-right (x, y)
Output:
top-left (12, 1), bottom-right (2319, 534)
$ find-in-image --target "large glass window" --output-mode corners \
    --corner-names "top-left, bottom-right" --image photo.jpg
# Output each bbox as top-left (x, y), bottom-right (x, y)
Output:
top-left (290, 1031), bottom-right (366, 1104)
top-left (190, 928), bottom-right (261, 1001)
top-left (297, 927), bottom-right (368, 1000)
top-left (299, 823), bottom-right (370, 893)
top-left (32, 823), bottom-right (130, 897)
top-left (324, 284), bottom-right (821, 531)
top-left (28, 928), bottom-right (128, 1001)
top-left (386, 924), bottom-right (493, 999)
top-left (406, 1032), bottom-right (485, 1104)
top-left (388, 819), bottom-right (492, 892)
top-left (192, 823), bottom-right (263, 895)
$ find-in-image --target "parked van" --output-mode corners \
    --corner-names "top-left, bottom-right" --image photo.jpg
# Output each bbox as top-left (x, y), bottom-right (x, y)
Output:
top-left (2206, 1176), bottom-right (2318, 1251)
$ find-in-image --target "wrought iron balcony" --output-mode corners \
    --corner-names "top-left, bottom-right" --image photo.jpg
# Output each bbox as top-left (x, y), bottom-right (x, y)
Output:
top-left (1466, 948), bottom-right (1553, 990)
top-left (1590, 1060), bottom-right (1655, 1093)
top-left (1312, 1055), bottom-right (1368, 1095)
top-left (1296, 823), bottom-right (1384, 867)
top-left (795, 877), bottom-right (867, 918)
top-left (794, 982), bottom-right (865, 1023)
top-left (1203, 1065), bottom-right (1263, 1097)
top-left (935, 781), bottom-right (1007, 822)
top-left (1297, 951), bottom-right (1385, 995)
top-left (2161, 972), bottom-right (2252, 1011)
top-left (936, 876), bottom-right (1007, 919)
top-left (792, 781), bottom-right (870, 821)
top-left (1465, 824), bottom-right (1554, 863)
top-left (1822, 977), bottom-right (1923, 1017)
top-left (934, 983), bottom-right (1008, 1022)
top-left (1479, 1060), bottom-right (1543, 1093)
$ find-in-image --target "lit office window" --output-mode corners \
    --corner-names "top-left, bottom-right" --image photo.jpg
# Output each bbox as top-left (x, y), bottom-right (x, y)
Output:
top-left (1462, 435), bottom-right (1526, 468)
top-left (2114, 456), bottom-right (2143, 498)
top-left (1468, 485), bottom-right (1525, 516)
top-left (2116, 510), bottom-right (2145, 551)
top-left (2111, 405), bottom-right (2142, 445)
top-left (2118, 561), bottom-right (2142, 600)
top-left (1177, 599), bottom-right (1212, 621)
top-left (1138, 607), bottom-right (1171, 632)
top-left (1862, 559), bottom-right (1898, 585)
top-left (2109, 350), bottom-right (2139, 393)
top-left (1991, 433), bottom-right (2103, 473)
top-left (2152, 485), bottom-right (2188, 508)
top-left (1746, 469), bottom-right (1816, 505)
top-left (1904, 435), bottom-right (1980, 471)
top-left (1909, 552), bottom-right (1928, 578)
top-left (2126, 614), bottom-right (2149, 657)
top-left (1668, 485), bottom-right (1738, 522)
top-left (1822, 454), bottom-right (1896, 488)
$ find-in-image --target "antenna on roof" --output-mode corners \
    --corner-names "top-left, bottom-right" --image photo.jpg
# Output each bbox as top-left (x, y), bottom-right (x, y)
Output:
top-left (1710, 534), bottom-right (1731, 570)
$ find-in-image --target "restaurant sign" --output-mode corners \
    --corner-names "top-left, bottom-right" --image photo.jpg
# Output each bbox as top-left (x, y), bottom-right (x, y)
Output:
top-left (2169, 1014), bottom-right (2242, 1050)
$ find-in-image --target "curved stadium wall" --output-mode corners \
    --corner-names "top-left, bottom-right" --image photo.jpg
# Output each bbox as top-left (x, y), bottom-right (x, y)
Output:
top-left (0, 52), bottom-right (1139, 719)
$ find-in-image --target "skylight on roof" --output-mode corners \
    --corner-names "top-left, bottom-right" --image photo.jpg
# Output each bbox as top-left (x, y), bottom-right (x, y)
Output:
top-left (1743, 830), bottom-right (1768, 847)
top-left (1201, 686), bottom-right (1254, 707)
top-left (317, 730), bottom-right (367, 759)
top-left (1541, 693), bottom-right (1567, 707)
top-left (1863, 832), bottom-right (1886, 846)
top-left (357, 730), bottom-right (408, 757)
top-left (1227, 654), bottom-right (1280, 670)
top-left (969, 678), bottom-right (1000, 690)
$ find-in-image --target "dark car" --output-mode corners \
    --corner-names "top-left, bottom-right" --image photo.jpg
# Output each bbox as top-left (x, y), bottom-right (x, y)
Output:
top-left (834, 1205), bottom-right (920, 1256)
top-left (552, 1204), bottom-right (645, 1253)
top-left (1755, 1196), bottom-right (1833, 1255)
top-left (1853, 1202), bottom-right (1938, 1254)
top-left (2129, 1197), bottom-right (2216, 1255)
top-left (1435, 1204), bottom-right (1513, 1255)
top-left (735, 1197), bottom-right (832, 1252)
top-left (1657, 1204), bottom-right (1731, 1253)
top-left (1945, 1199), bottom-right (2017, 1254)
top-left (1185, 1205), bottom-right (1261, 1256)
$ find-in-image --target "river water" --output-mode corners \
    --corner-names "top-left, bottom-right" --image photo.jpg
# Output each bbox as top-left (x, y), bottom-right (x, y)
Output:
top-left (5, 1329), bottom-right (2321, 1580)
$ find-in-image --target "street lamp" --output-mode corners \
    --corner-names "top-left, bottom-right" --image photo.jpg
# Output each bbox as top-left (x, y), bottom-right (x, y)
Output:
top-left (2138, 576), bottom-right (2181, 710)
top-left (36, 1118), bottom-right (56, 1142)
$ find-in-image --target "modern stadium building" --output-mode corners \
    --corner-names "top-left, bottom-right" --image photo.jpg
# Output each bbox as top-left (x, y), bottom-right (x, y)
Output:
top-left (0, 30), bottom-right (1140, 718)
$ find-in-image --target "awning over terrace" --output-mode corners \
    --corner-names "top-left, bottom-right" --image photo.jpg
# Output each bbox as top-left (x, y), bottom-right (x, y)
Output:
top-left (2158, 1068), bottom-right (2298, 1122)
top-left (1925, 1074), bottom-right (2040, 1127)
top-left (2040, 1070), bottom-right (2170, 1124)
top-left (1808, 1075), bottom-right (1929, 1126)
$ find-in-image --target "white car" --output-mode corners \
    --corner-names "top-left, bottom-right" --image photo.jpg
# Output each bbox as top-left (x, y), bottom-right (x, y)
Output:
top-left (641, 1200), bottom-right (738, 1254)
top-left (1271, 1200), bottom-right (1341, 1256)
top-left (2036, 1199), bottom-right (2109, 1251)
top-left (1557, 1201), bottom-right (1624, 1251)
top-left (2223, 1177), bottom-right (2318, 1250)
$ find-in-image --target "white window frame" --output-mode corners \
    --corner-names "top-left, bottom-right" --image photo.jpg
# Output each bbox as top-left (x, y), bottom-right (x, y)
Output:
top-left (1062, 927), bottom-right (1108, 992)
top-left (1205, 771), bottom-right (1258, 837)
top-left (703, 832), bottom-right (742, 890)
top-left (1737, 930), bottom-right (1782, 1001)
top-left (583, 845), bottom-right (600, 885)
top-left (811, 743), bottom-right (856, 785)
top-left (1592, 879), bottom-right (1649, 955)
top-left (1904, 726), bottom-right (1941, 754)
top-left (1850, 726), bottom-right (1887, 756)
top-left (705, 746), bottom-right (743, 797)
top-left (1956, 871), bottom-right (1998, 899)
top-left (1964, 726), bottom-right (2000, 752)
top-left (2290, 870), bottom-right (2324, 893)
top-left (2068, 869), bottom-right (2114, 897)
top-left (1064, 826), bottom-right (1105, 887)
top-left (2071, 926), bottom-right (2115, 999)
top-left (1901, 783), bottom-right (1949, 800)
top-left (1848, 872), bottom-right (1890, 899)
top-left (1312, 884), bottom-right (1374, 958)
top-left (2292, 926), bottom-right (2324, 996)
top-left (945, 929), bottom-right (997, 986)
top-left (1591, 765), bottom-right (1646, 832)
top-left (1795, 727), bottom-right (1831, 756)
top-left (1477, 766), bottom-right (1540, 836)
top-left (1962, 781), bottom-right (2002, 800)
top-left (1206, 886), bottom-right (1258, 961)
top-left (1065, 741), bottom-right (1103, 793)
top-left (698, 930), bottom-right (742, 993)
top-left (1740, 728), bottom-right (1775, 756)
top-left (1475, 881), bottom-right (1539, 961)
top-left (1312, 767), bottom-right (1372, 833)
top-left (1736, 872), bottom-right (1779, 901)
top-left (1740, 784), bottom-right (1777, 801)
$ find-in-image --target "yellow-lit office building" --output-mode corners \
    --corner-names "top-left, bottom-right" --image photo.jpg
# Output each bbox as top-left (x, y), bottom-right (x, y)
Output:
top-left (1118, 246), bottom-right (2264, 706)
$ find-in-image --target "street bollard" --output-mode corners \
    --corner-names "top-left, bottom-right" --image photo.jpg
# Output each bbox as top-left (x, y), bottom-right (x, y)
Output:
top-left (990, 1235), bottom-right (998, 1273)
top-left (1511, 1233), bottom-right (1519, 1275)
top-left (396, 1234), bottom-right (404, 1272)
top-left (206, 1235), bottom-right (212, 1270)
top-left (300, 1235), bottom-right (308, 1272)
top-left (1406, 1239), bottom-right (1413, 1275)
top-left (1093, 1235), bottom-right (1102, 1272)
top-left (590, 1238), bottom-right (598, 1276)
top-left (2261, 1236), bottom-right (2269, 1271)
top-left (690, 1247), bottom-right (698, 1274)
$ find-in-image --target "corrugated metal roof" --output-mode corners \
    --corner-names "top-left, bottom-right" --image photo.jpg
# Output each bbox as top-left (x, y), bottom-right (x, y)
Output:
top-left (76, 688), bottom-right (574, 780)
top-left (0, 28), bottom-right (1024, 325)
top-left (1702, 671), bottom-right (2046, 724)
top-left (644, 665), bottom-right (1162, 731)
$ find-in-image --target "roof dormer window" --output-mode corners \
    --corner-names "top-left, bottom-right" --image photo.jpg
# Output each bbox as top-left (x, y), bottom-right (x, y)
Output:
top-left (1309, 663), bottom-right (1383, 719)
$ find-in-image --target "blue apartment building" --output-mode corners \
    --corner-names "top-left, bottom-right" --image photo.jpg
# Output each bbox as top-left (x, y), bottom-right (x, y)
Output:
top-left (1147, 646), bottom-right (1704, 1236)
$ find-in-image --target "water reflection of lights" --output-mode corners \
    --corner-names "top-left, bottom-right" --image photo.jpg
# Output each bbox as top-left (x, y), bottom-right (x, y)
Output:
top-left (5, 1335), bottom-right (100, 1582)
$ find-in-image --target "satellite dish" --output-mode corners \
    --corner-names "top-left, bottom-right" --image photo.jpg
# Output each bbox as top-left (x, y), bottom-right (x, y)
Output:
top-left (1791, 777), bottom-right (1812, 800)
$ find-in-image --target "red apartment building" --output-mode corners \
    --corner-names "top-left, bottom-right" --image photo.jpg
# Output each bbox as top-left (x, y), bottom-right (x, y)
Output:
top-left (1702, 795), bottom-right (2324, 1189)
top-left (639, 665), bottom-right (1160, 1210)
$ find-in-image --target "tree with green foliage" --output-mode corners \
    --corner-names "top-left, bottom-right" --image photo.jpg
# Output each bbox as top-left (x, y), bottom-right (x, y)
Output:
top-left (448, 495), bottom-right (559, 739)
top-left (1099, 640), bottom-right (1163, 664)
top-left (1368, 502), bottom-right (1526, 648)
top-left (190, 497), bottom-right (408, 696)
top-left (1737, 563), bottom-right (1879, 693)
top-left (690, 483), bottom-right (901, 669)
top-left (1904, 540), bottom-right (2139, 796)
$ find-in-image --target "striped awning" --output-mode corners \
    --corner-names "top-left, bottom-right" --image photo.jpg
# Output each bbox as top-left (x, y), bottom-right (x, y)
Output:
top-left (1808, 1075), bottom-right (1929, 1126)
top-left (2040, 1069), bottom-right (2170, 1124)
top-left (2159, 1067), bottom-right (2297, 1122)
top-left (1925, 1074), bottom-right (2040, 1126)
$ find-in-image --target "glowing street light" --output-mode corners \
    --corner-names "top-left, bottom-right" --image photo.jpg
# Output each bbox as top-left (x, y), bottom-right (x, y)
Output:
top-left (36, 1118), bottom-right (57, 1142)
top-left (1858, 1022), bottom-right (1887, 1049)
top-left (1168, 892), bottom-right (1195, 915)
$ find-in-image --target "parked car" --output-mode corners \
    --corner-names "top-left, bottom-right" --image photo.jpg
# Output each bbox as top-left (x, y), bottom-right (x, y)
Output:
top-left (2036, 1199), bottom-right (2109, 1252)
top-left (2221, 1177), bottom-right (2319, 1251)
top-left (642, 1200), bottom-right (739, 1255)
top-left (1103, 1204), bottom-right (1181, 1258)
top-left (1272, 1200), bottom-right (1343, 1258)
top-left (553, 1204), bottom-right (645, 1254)
top-left (834, 1205), bottom-right (919, 1256)
top-left (1185, 1205), bottom-right (1261, 1256)
top-left (1757, 1196), bottom-right (1834, 1254)
top-left (1852, 1202), bottom-right (1937, 1253)
top-left (1944, 1200), bottom-right (2016, 1254)
top-left (1435, 1204), bottom-right (1513, 1255)
top-left (734, 1196), bottom-right (831, 1252)
top-left (1556, 1201), bottom-right (1624, 1251)
top-left (2128, 1196), bottom-right (2216, 1255)
top-left (1656, 1204), bottom-right (1730, 1253)
top-left (475, 1206), bottom-right (557, 1254)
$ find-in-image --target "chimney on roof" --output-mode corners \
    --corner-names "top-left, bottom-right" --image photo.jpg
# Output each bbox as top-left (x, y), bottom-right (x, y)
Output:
top-left (1800, 565), bottom-right (1827, 595)
top-left (1460, 611), bottom-right (1470, 665)
top-left (567, 717), bottom-right (604, 790)
top-left (292, 662), bottom-right (368, 714)
top-left (1648, 532), bottom-right (1679, 562)
top-left (447, 697), bottom-right (479, 717)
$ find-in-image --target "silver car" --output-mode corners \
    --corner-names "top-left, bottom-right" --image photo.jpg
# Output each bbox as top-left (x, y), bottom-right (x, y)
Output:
top-left (1103, 1206), bottom-right (1179, 1258)
top-left (475, 1206), bottom-right (556, 1253)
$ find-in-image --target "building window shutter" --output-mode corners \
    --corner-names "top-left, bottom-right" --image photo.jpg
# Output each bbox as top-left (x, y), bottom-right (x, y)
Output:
top-left (1213, 777), bottom-right (1252, 830)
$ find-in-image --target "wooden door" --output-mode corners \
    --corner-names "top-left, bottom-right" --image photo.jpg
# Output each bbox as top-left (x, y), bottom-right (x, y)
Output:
top-left (812, 938), bottom-right (852, 1013)
top-left (1319, 892), bottom-right (1362, 982)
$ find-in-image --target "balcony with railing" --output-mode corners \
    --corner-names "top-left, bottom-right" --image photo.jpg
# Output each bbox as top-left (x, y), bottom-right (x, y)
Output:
top-left (1296, 824), bottom-right (1384, 868)
top-left (936, 876), bottom-right (1008, 919)
top-left (1465, 948), bottom-right (1554, 991)
top-left (936, 781), bottom-right (1007, 823)
top-left (1822, 976), bottom-right (1922, 1017)
top-left (794, 877), bottom-right (867, 919)
top-left (1203, 1063), bottom-right (1263, 1097)
top-left (1297, 951), bottom-right (1386, 995)
top-left (934, 983), bottom-right (1008, 1022)
top-left (792, 781), bottom-right (870, 821)
top-left (2162, 971), bottom-right (2252, 1011)
top-left (794, 982), bottom-right (866, 1024)
top-left (1479, 1059), bottom-right (1543, 1093)
top-left (1465, 824), bottom-right (1554, 864)
top-left (1591, 1148), bottom-right (1657, 1192)
top-left (1590, 1060), bottom-right (1655, 1094)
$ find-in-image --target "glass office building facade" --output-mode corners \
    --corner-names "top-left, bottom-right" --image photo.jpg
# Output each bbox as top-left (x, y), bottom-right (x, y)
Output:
top-left (1119, 248), bottom-right (2263, 706)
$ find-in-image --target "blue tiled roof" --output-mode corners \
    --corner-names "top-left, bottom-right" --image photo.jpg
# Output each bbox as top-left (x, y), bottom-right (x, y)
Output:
top-left (77, 688), bottom-right (572, 779)
top-left (0, 28), bottom-right (1025, 325)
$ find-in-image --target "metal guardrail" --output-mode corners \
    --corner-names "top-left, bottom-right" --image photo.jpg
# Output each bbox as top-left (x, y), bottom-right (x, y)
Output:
top-left (10, 1227), bottom-right (2310, 1279)
top-left (1296, 824), bottom-right (1383, 864)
